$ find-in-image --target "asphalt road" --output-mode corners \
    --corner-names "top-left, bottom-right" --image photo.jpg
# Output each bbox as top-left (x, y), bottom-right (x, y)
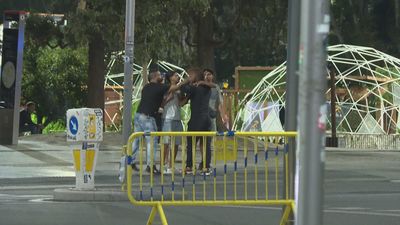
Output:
top-left (0, 135), bottom-right (399, 225)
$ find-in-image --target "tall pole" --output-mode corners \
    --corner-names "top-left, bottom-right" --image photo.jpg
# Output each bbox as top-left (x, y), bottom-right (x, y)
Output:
top-left (296, 0), bottom-right (329, 225)
top-left (330, 70), bottom-right (337, 147)
top-left (284, 0), bottom-right (301, 218)
top-left (122, 0), bottom-right (136, 144)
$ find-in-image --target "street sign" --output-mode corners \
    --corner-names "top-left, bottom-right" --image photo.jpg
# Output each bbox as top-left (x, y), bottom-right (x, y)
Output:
top-left (69, 116), bottom-right (78, 135)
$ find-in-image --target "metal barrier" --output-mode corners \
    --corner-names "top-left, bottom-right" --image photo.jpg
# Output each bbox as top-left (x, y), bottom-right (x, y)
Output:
top-left (125, 131), bottom-right (297, 225)
top-left (337, 133), bottom-right (400, 150)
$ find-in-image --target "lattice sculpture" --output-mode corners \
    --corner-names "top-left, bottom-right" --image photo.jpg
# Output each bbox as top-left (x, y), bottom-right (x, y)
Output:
top-left (233, 44), bottom-right (400, 134)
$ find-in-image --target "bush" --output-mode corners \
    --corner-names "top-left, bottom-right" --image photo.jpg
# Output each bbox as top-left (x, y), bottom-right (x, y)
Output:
top-left (42, 119), bottom-right (66, 134)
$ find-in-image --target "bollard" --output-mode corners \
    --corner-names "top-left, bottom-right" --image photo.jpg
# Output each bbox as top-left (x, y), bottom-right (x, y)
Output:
top-left (66, 108), bottom-right (103, 190)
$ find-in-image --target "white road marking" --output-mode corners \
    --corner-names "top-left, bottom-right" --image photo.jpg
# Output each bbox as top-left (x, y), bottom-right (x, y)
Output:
top-left (325, 209), bottom-right (400, 217)
top-left (220, 205), bottom-right (400, 217)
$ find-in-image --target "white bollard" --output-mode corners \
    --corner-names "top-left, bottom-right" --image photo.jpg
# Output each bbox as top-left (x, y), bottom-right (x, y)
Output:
top-left (67, 108), bottom-right (103, 190)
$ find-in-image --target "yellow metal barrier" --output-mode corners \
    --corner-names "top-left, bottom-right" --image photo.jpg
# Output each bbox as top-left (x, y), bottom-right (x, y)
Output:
top-left (126, 131), bottom-right (297, 225)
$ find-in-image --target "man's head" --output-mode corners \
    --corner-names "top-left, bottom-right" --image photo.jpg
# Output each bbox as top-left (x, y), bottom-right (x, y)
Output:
top-left (148, 63), bottom-right (164, 83)
top-left (186, 68), bottom-right (202, 83)
top-left (26, 101), bottom-right (36, 113)
top-left (148, 68), bottom-right (163, 83)
top-left (203, 68), bottom-right (215, 82)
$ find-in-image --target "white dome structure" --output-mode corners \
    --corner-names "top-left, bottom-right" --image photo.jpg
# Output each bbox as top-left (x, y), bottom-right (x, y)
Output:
top-left (233, 44), bottom-right (400, 134)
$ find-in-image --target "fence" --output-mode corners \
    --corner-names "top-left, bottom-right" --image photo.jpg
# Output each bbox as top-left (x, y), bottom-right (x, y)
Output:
top-left (336, 133), bottom-right (400, 150)
top-left (125, 131), bottom-right (297, 225)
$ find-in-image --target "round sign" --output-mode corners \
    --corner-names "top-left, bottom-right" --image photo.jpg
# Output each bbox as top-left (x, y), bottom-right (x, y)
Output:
top-left (1, 61), bottom-right (16, 89)
top-left (69, 116), bottom-right (79, 135)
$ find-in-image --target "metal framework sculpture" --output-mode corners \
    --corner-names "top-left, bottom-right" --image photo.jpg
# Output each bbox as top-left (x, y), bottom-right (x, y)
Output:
top-left (104, 52), bottom-right (188, 130)
top-left (233, 44), bottom-right (400, 134)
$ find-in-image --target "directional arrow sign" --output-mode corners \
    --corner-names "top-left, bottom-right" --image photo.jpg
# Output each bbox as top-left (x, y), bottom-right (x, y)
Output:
top-left (69, 116), bottom-right (78, 135)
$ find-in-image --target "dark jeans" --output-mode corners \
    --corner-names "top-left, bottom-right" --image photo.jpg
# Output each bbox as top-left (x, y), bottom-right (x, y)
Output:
top-left (186, 115), bottom-right (211, 168)
top-left (20, 124), bottom-right (39, 134)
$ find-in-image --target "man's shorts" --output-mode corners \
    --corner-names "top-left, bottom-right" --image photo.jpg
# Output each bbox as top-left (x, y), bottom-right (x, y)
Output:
top-left (162, 119), bottom-right (183, 145)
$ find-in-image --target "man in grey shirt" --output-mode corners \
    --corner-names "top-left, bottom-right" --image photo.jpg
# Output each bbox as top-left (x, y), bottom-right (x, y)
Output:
top-left (203, 68), bottom-right (228, 131)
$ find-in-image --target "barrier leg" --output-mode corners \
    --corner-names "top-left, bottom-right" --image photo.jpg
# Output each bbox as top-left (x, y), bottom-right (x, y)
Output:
top-left (146, 203), bottom-right (168, 225)
top-left (157, 203), bottom-right (168, 225)
top-left (279, 204), bottom-right (292, 225)
top-left (146, 205), bottom-right (158, 225)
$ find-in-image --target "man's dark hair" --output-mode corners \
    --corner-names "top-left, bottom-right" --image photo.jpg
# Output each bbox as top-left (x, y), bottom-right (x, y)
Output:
top-left (203, 68), bottom-right (216, 82)
top-left (149, 62), bottom-right (159, 73)
top-left (203, 68), bottom-right (215, 75)
top-left (187, 67), bottom-right (203, 81)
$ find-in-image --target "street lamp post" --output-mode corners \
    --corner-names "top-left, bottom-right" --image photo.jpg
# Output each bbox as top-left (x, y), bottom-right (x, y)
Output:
top-left (122, 0), bottom-right (136, 144)
top-left (296, 0), bottom-right (330, 225)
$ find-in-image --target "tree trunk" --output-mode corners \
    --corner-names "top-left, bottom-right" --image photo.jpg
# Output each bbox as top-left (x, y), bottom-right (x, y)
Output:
top-left (396, 0), bottom-right (400, 28)
top-left (196, 11), bottom-right (215, 70)
top-left (87, 33), bottom-right (105, 112)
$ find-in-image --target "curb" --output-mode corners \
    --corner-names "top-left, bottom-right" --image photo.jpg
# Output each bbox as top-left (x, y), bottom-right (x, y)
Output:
top-left (53, 187), bottom-right (128, 202)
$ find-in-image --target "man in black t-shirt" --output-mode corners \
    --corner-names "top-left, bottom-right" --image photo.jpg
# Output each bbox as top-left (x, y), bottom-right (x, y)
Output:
top-left (181, 68), bottom-right (216, 175)
top-left (132, 67), bottom-right (189, 174)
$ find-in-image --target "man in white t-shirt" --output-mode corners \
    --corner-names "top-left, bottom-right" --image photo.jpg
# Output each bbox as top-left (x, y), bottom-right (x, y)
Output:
top-left (161, 71), bottom-right (185, 174)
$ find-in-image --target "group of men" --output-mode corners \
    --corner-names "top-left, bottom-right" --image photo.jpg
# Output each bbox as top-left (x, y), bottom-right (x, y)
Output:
top-left (131, 66), bottom-right (227, 175)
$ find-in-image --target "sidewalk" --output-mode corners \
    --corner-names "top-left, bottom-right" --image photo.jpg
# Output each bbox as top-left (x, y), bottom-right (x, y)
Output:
top-left (0, 132), bottom-right (126, 201)
top-left (1, 132), bottom-right (395, 202)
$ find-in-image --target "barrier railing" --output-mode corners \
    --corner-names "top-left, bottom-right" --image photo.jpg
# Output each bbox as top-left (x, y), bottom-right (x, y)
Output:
top-left (125, 131), bottom-right (297, 225)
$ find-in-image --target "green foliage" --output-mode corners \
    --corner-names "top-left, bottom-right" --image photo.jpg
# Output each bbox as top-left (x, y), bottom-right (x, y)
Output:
top-left (130, 100), bottom-right (140, 128)
top-left (42, 119), bottom-right (66, 134)
top-left (6, 0), bottom-right (400, 133)
top-left (342, 110), bottom-right (364, 132)
top-left (375, 67), bottom-right (400, 78)
top-left (25, 15), bottom-right (67, 48)
top-left (22, 46), bottom-right (88, 121)
top-left (215, 0), bottom-right (288, 78)
top-left (330, 1), bottom-right (400, 57)
top-left (64, 0), bottom-right (125, 53)
top-left (133, 0), bottom-right (208, 65)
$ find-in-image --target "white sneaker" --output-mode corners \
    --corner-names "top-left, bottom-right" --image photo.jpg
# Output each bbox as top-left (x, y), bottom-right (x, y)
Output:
top-left (163, 167), bottom-right (172, 174)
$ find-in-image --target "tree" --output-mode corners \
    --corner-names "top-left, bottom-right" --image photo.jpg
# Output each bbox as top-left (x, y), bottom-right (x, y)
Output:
top-left (6, 0), bottom-right (400, 123)
top-left (22, 45), bottom-right (88, 122)
top-left (178, 0), bottom-right (288, 77)
top-left (22, 15), bottom-right (88, 124)
top-left (64, 0), bottom-right (125, 112)
top-left (330, 0), bottom-right (400, 58)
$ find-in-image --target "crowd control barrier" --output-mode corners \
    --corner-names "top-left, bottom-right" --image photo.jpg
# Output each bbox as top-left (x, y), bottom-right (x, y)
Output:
top-left (125, 131), bottom-right (297, 225)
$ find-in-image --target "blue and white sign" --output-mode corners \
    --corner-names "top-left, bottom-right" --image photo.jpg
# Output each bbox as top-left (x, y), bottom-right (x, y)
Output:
top-left (66, 108), bottom-right (103, 142)
top-left (69, 116), bottom-right (79, 135)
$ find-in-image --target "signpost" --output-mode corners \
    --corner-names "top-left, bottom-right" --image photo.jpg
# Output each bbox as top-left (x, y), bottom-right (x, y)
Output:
top-left (284, 0), bottom-right (301, 223)
top-left (0, 11), bottom-right (26, 145)
top-left (67, 108), bottom-right (103, 190)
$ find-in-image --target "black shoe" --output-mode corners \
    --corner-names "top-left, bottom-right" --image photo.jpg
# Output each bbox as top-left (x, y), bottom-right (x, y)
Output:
top-left (146, 165), bottom-right (161, 175)
top-left (131, 163), bottom-right (140, 172)
top-left (185, 167), bottom-right (193, 175)
top-left (198, 162), bottom-right (204, 171)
